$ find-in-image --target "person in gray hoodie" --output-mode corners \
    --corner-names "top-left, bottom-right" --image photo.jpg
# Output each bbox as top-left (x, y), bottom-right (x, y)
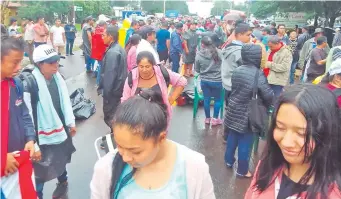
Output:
top-left (221, 22), bottom-right (252, 141)
top-left (195, 36), bottom-right (223, 126)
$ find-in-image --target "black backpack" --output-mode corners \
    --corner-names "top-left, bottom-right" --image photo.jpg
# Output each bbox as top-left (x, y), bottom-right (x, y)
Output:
top-left (18, 66), bottom-right (39, 132)
top-left (128, 64), bottom-right (170, 89)
top-left (333, 88), bottom-right (341, 98)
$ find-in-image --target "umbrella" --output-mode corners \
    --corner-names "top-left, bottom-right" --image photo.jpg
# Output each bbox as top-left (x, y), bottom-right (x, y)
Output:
top-left (223, 13), bottom-right (241, 21)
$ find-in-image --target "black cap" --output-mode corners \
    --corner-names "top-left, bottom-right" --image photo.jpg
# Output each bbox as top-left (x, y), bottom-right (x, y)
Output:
top-left (10, 18), bottom-right (17, 24)
top-left (85, 16), bottom-right (94, 22)
top-left (175, 23), bottom-right (183, 30)
top-left (138, 25), bottom-right (156, 39)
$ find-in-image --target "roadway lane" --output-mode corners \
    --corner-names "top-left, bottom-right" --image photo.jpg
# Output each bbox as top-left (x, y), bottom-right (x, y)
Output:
top-left (42, 51), bottom-right (264, 199)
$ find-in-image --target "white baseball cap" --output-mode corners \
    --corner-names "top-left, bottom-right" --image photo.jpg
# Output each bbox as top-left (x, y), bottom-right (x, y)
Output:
top-left (33, 44), bottom-right (60, 63)
top-left (329, 59), bottom-right (341, 76)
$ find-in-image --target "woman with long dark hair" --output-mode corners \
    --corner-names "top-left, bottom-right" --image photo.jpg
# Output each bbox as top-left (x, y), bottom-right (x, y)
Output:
top-left (195, 36), bottom-right (223, 125)
top-left (90, 89), bottom-right (215, 199)
top-left (121, 50), bottom-right (187, 119)
top-left (245, 84), bottom-right (341, 199)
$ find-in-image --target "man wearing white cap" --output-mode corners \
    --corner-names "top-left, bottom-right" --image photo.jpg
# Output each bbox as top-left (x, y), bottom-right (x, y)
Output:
top-left (24, 44), bottom-right (76, 199)
top-left (332, 28), bottom-right (341, 47)
top-left (325, 59), bottom-right (341, 107)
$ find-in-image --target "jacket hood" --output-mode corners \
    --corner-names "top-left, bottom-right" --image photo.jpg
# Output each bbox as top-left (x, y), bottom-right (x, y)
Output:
top-left (241, 44), bottom-right (262, 67)
top-left (221, 43), bottom-right (242, 59)
top-left (198, 48), bottom-right (213, 59)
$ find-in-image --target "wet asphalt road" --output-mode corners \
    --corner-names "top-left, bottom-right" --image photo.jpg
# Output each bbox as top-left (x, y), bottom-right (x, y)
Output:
top-left (42, 51), bottom-right (265, 199)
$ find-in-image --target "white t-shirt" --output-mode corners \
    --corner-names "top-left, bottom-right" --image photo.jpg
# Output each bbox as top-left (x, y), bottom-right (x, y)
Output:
top-left (24, 24), bottom-right (34, 41)
top-left (136, 39), bottom-right (160, 64)
top-left (50, 26), bottom-right (65, 45)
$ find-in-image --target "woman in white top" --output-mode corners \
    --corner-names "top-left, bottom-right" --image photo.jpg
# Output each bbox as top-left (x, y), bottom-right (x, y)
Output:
top-left (90, 89), bottom-right (215, 199)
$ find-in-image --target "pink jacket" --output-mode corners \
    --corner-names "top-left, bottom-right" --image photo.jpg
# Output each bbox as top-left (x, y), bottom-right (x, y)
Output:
top-left (121, 65), bottom-right (187, 118)
top-left (90, 142), bottom-right (216, 199)
top-left (127, 45), bottom-right (137, 72)
top-left (245, 163), bottom-right (341, 199)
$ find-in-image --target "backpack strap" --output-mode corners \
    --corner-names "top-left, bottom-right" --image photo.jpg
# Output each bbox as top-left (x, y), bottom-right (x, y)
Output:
top-left (18, 70), bottom-right (39, 134)
top-left (158, 64), bottom-right (170, 87)
top-left (12, 77), bottom-right (23, 98)
top-left (128, 66), bottom-right (138, 89)
top-left (333, 88), bottom-right (341, 98)
top-left (128, 65), bottom-right (170, 89)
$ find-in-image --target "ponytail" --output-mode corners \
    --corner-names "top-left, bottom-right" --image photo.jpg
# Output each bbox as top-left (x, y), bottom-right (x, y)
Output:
top-left (109, 88), bottom-right (168, 197)
top-left (110, 154), bottom-right (136, 199)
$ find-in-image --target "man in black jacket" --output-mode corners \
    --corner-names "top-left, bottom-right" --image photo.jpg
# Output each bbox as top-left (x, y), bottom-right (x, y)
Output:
top-left (98, 26), bottom-right (127, 130)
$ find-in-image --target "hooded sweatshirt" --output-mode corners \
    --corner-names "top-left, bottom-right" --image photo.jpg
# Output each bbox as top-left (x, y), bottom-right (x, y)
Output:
top-left (221, 41), bottom-right (243, 90)
top-left (195, 47), bottom-right (222, 82)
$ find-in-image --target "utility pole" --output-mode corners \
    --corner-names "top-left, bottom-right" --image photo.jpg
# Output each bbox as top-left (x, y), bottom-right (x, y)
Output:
top-left (163, 0), bottom-right (166, 16)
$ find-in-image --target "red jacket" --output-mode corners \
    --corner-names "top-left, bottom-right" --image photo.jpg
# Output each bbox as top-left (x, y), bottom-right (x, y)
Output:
top-left (91, 26), bottom-right (107, 61)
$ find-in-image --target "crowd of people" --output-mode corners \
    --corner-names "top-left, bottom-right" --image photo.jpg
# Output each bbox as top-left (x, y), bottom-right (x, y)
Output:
top-left (1, 11), bottom-right (341, 199)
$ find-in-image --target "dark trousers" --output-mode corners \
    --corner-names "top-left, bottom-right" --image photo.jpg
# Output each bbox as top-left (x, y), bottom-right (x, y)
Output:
top-left (170, 53), bottom-right (180, 73)
top-left (36, 170), bottom-right (67, 199)
top-left (289, 60), bottom-right (298, 84)
top-left (223, 89), bottom-right (231, 139)
top-left (34, 42), bottom-right (47, 48)
top-left (103, 97), bottom-right (121, 131)
top-left (158, 49), bottom-right (169, 63)
top-left (225, 129), bottom-right (254, 175)
top-left (201, 80), bottom-right (222, 118)
top-left (66, 38), bottom-right (75, 55)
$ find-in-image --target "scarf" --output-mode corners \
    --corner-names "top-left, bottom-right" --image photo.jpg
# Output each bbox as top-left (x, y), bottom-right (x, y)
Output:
top-left (264, 42), bottom-right (284, 77)
top-left (1, 79), bottom-right (37, 199)
top-left (1, 79), bottom-right (11, 177)
top-left (32, 67), bottom-right (75, 145)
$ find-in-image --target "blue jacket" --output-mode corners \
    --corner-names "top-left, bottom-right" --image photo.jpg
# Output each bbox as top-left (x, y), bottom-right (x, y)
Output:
top-left (8, 77), bottom-right (35, 152)
top-left (170, 31), bottom-right (183, 55)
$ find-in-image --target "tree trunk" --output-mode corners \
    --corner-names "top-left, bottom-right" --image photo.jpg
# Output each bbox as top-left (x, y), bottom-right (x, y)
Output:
top-left (329, 16), bottom-right (336, 28)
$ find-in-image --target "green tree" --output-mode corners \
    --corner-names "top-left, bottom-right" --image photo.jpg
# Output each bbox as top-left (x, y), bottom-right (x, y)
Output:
top-left (18, 1), bottom-right (71, 22)
top-left (211, 0), bottom-right (232, 16)
top-left (250, 1), bottom-right (341, 27)
top-left (141, 0), bottom-right (189, 15)
top-left (18, 1), bottom-right (112, 24)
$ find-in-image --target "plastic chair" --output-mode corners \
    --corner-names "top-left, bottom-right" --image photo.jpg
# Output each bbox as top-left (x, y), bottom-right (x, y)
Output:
top-left (192, 74), bottom-right (225, 119)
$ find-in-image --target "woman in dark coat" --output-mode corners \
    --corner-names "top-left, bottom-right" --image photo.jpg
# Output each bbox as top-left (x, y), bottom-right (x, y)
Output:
top-left (224, 44), bottom-right (274, 178)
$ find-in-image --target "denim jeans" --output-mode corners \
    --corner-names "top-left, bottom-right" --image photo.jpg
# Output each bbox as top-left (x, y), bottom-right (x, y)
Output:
top-left (36, 170), bottom-right (68, 199)
top-left (66, 38), bottom-right (75, 55)
top-left (270, 84), bottom-right (283, 98)
top-left (96, 61), bottom-right (102, 85)
top-left (200, 80), bottom-right (222, 118)
top-left (85, 54), bottom-right (95, 71)
top-left (289, 60), bottom-right (298, 84)
top-left (224, 129), bottom-right (254, 175)
top-left (170, 53), bottom-right (180, 73)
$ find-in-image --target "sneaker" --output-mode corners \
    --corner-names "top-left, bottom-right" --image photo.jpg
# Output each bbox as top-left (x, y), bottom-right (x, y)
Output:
top-left (70, 53), bottom-right (75, 55)
top-left (211, 118), bottom-right (223, 126)
top-left (52, 181), bottom-right (68, 199)
top-left (66, 54), bottom-right (69, 56)
top-left (205, 118), bottom-right (211, 124)
top-left (226, 163), bottom-right (233, 168)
